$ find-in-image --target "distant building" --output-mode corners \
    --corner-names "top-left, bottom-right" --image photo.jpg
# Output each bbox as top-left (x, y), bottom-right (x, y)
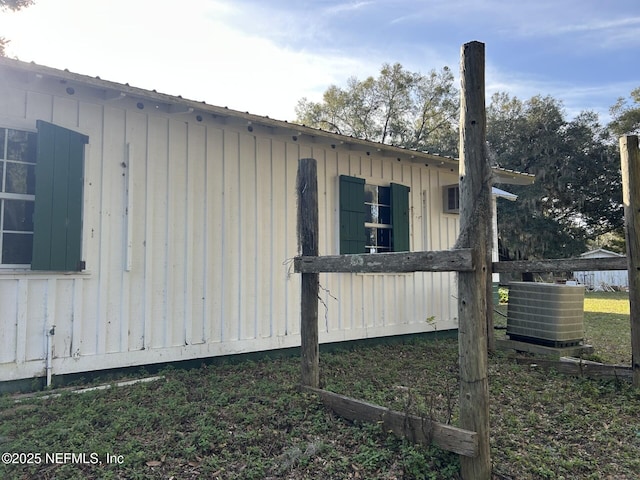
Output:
top-left (574, 249), bottom-right (628, 290)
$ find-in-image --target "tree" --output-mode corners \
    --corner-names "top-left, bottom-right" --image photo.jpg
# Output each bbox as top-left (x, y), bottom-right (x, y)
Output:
top-left (609, 87), bottom-right (640, 137)
top-left (488, 93), bottom-right (623, 261)
top-left (295, 63), bottom-right (459, 156)
top-left (297, 64), bottom-right (625, 262)
top-left (0, 0), bottom-right (34, 56)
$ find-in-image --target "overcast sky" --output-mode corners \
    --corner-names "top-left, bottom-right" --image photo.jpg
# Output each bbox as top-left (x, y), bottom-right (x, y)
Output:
top-left (1, 0), bottom-right (638, 123)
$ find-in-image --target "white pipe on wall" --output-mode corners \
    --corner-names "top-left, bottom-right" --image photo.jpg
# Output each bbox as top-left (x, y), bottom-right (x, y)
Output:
top-left (46, 325), bottom-right (55, 387)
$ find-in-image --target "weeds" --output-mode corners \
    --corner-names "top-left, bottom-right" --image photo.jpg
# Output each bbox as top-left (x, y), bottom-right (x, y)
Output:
top-left (0, 292), bottom-right (637, 479)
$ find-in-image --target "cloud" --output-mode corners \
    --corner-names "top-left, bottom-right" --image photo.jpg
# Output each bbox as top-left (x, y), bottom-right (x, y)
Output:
top-left (549, 16), bottom-right (640, 35)
top-left (485, 62), bottom-right (635, 121)
top-left (323, 1), bottom-right (375, 16)
top-left (0, 0), bottom-right (379, 120)
top-left (516, 14), bottom-right (640, 48)
top-left (0, 0), bottom-right (635, 124)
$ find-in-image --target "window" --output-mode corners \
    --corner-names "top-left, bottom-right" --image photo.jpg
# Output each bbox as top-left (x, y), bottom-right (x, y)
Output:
top-left (0, 121), bottom-right (88, 270)
top-left (339, 175), bottom-right (410, 254)
top-left (0, 128), bottom-right (37, 266)
top-left (365, 184), bottom-right (392, 253)
top-left (443, 185), bottom-right (459, 214)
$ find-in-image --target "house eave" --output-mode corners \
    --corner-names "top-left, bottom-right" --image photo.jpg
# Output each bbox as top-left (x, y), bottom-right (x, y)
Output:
top-left (0, 56), bottom-right (534, 184)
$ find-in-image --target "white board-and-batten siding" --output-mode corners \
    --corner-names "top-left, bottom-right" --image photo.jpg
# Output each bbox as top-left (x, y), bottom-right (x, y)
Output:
top-left (0, 71), bottom-right (460, 383)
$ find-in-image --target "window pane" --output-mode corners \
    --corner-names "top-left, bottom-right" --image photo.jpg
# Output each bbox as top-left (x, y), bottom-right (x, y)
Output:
top-left (5, 162), bottom-right (36, 194)
top-left (366, 227), bottom-right (377, 247)
top-left (0, 129), bottom-right (5, 156)
top-left (378, 186), bottom-right (390, 206)
top-left (365, 205), bottom-right (391, 224)
top-left (2, 232), bottom-right (33, 264)
top-left (377, 228), bottom-right (391, 249)
top-left (0, 162), bottom-right (4, 192)
top-left (365, 227), bottom-right (392, 252)
top-left (3, 200), bottom-right (35, 231)
top-left (6, 129), bottom-right (37, 163)
top-left (364, 184), bottom-right (377, 204)
top-left (378, 205), bottom-right (391, 224)
top-left (366, 204), bottom-right (378, 223)
top-left (448, 186), bottom-right (459, 211)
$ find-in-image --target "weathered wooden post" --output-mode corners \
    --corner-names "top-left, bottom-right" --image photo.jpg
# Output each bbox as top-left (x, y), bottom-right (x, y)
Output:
top-left (457, 41), bottom-right (492, 479)
top-left (620, 135), bottom-right (640, 388)
top-left (297, 158), bottom-right (320, 388)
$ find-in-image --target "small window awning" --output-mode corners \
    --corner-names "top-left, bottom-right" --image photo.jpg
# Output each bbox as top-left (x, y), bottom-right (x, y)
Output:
top-left (491, 187), bottom-right (518, 201)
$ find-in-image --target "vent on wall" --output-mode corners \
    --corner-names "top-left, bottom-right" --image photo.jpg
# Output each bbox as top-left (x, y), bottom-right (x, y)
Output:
top-left (506, 282), bottom-right (585, 347)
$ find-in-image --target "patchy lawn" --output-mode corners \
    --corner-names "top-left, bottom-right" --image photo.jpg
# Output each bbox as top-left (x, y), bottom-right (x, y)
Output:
top-left (1, 292), bottom-right (638, 479)
top-left (583, 291), bottom-right (632, 365)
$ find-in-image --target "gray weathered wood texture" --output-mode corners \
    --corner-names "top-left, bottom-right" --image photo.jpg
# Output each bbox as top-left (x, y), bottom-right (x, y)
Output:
top-left (297, 158), bottom-right (320, 388)
top-left (294, 249), bottom-right (473, 273)
top-left (493, 256), bottom-right (628, 273)
top-left (457, 41), bottom-right (492, 480)
top-left (620, 135), bottom-right (640, 388)
top-left (303, 386), bottom-right (478, 458)
top-left (514, 356), bottom-right (633, 381)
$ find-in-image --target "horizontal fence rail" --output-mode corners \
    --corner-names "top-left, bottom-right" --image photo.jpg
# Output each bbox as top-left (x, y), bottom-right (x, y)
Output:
top-left (303, 387), bottom-right (478, 458)
top-left (514, 357), bottom-right (633, 381)
top-left (294, 249), bottom-right (474, 274)
top-left (493, 256), bottom-right (628, 274)
top-left (295, 252), bottom-right (628, 275)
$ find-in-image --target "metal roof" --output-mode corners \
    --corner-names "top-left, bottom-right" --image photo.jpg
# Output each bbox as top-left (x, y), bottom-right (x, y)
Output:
top-left (579, 248), bottom-right (624, 258)
top-left (0, 56), bottom-right (535, 185)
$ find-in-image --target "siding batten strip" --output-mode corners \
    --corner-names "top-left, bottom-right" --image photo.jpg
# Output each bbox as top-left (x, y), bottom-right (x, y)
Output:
top-left (16, 279), bottom-right (28, 364)
top-left (143, 115), bottom-right (153, 350)
top-left (96, 109), bottom-right (108, 356)
top-left (265, 138), bottom-right (275, 338)
top-left (124, 143), bottom-right (133, 272)
top-left (71, 278), bottom-right (83, 359)
top-left (162, 119), bottom-right (171, 348)
top-left (45, 278), bottom-right (57, 383)
top-left (218, 129), bottom-right (227, 342)
top-left (184, 123), bottom-right (193, 346)
top-left (202, 126), bottom-right (210, 343)
top-left (120, 142), bottom-right (132, 353)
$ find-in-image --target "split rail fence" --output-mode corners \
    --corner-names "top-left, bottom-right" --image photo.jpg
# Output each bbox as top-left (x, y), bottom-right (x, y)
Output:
top-left (293, 41), bottom-right (640, 480)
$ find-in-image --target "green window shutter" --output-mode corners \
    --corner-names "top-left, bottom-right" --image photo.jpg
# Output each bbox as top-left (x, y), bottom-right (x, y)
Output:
top-left (390, 182), bottom-right (410, 252)
top-left (339, 175), bottom-right (365, 254)
top-left (32, 121), bottom-right (88, 271)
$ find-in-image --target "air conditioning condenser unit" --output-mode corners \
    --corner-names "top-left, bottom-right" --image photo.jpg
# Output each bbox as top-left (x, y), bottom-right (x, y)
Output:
top-left (506, 282), bottom-right (585, 347)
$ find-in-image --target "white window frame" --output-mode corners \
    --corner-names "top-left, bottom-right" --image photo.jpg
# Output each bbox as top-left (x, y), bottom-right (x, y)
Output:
top-left (364, 182), bottom-right (392, 253)
top-left (0, 126), bottom-right (37, 269)
top-left (443, 184), bottom-right (460, 214)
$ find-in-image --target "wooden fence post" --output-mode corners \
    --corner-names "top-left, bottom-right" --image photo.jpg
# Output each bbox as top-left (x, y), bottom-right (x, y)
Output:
top-left (620, 135), bottom-right (640, 388)
top-left (457, 41), bottom-right (492, 479)
top-left (297, 158), bottom-right (320, 388)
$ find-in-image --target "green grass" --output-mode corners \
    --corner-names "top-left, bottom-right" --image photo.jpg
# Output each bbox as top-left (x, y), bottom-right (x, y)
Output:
top-left (0, 292), bottom-right (638, 479)
top-left (583, 291), bottom-right (632, 365)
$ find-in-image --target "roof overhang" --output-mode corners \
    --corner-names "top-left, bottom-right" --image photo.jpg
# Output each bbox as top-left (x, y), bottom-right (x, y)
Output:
top-left (580, 248), bottom-right (624, 258)
top-left (493, 167), bottom-right (535, 185)
top-left (491, 187), bottom-right (518, 201)
top-left (0, 57), bottom-right (535, 185)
